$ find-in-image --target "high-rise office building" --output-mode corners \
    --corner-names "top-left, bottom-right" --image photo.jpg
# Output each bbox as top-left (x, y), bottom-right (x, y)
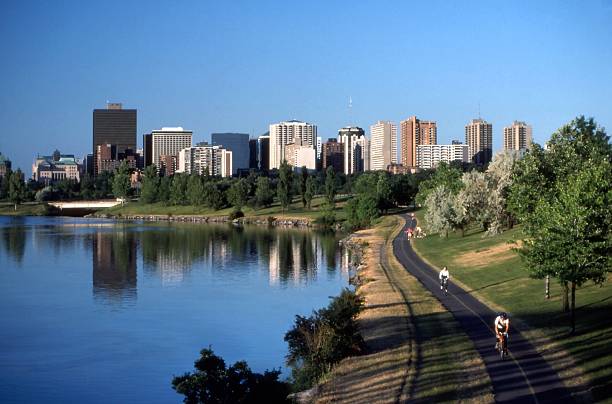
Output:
top-left (369, 121), bottom-right (397, 171)
top-left (503, 121), bottom-right (532, 152)
top-left (148, 127), bottom-right (192, 173)
top-left (465, 118), bottom-right (493, 166)
top-left (269, 120), bottom-right (317, 169)
top-left (249, 139), bottom-right (258, 169)
top-left (321, 139), bottom-right (344, 172)
top-left (400, 116), bottom-right (437, 168)
top-left (338, 126), bottom-right (369, 174)
top-left (258, 135), bottom-right (270, 171)
top-left (211, 133), bottom-right (249, 174)
top-left (416, 144), bottom-right (469, 169)
top-left (177, 145), bottom-right (232, 177)
top-left (92, 103), bottom-right (136, 176)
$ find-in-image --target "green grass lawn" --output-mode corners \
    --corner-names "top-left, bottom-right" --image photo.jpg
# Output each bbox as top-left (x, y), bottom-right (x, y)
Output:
top-left (102, 195), bottom-right (348, 222)
top-left (0, 202), bottom-right (49, 216)
top-left (411, 210), bottom-right (612, 401)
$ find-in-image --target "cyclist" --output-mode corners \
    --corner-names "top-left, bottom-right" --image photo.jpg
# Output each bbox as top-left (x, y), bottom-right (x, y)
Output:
top-left (494, 312), bottom-right (510, 350)
top-left (439, 266), bottom-right (450, 292)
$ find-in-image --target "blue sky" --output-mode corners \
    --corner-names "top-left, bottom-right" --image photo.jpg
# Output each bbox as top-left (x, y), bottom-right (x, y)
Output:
top-left (1, 0), bottom-right (611, 173)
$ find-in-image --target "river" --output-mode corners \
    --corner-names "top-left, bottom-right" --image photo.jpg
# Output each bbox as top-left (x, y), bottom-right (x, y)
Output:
top-left (0, 216), bottom-right (349, 403)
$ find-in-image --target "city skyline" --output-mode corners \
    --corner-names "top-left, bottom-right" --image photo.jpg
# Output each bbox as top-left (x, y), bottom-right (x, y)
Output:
top-left (1, 1), bottom-right (612, 172)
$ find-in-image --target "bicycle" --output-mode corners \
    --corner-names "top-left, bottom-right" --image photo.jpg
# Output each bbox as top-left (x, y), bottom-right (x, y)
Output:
top-left (440, 276), bottom-right (449, 294)
top-left (497, 332), bottom-right (509, 360)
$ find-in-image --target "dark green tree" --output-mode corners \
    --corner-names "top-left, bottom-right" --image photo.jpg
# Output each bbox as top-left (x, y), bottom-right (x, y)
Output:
top-left (158, 176), bottom-right (172, 205)
top-left (80, 173), bottom-right (95, 200)
top-left (277, 161), bottom-right (293, 212)
top-left (255, 176), bottom-right (274, 208)
top-left (324, 166), bottom-right (336, 207)
top-left (8, 169), bottom-right (27, 210)
top-left (140, 165), bottom-right (160, 203)
top-left (376, 172), bottom-right (393, 213)
top-left (170, 174), bottom-right (189, 205)
top-left (187, 174), bottom-right (204, 206)
top-left (304, 176), bottom-right (316, 209)
top-left (299, 166), bottom-right (309, 208)
top-left (227, 178), bottom-right (249, 210)
top-left (203, 182), bottom-right (225, 210)
top-left (94, 171), bottom-right (113, 199)
top-left (112, 161), bottom-right (132, 200)
top-left (415, 162), bottom-right (462, 205)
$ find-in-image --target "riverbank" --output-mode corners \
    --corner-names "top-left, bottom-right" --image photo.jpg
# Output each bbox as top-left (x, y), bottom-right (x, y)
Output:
top-left (0, 202), bottom-right (50, 216)
top-left (313, 215), bottom-right (493, 402)
top-left (411, 210), bottom-right (609, 401)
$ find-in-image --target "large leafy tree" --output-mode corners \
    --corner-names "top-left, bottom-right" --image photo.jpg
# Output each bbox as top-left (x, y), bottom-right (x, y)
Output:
top-left (227, 178), bottom-right (249, 210)
top-left (304, 176), bottom-right (316, 209)
top-left (112, 161), bottom-right (132, 200)
top-left (299, 166), bottom-right (309, 208)
top-left (509, 116), bottom-right (612, 333)
top-left (277, 161), bottom-right (293, 212)
top-left (8, 169), bottom-right (27, 210)
top-left (324, 166), bottom-right (336, 207)
top-left (255, 176), bottom-right (274, 208)
top-left (416, 162), bottom-right (462, 205)
top-left (187, 174), bottom-right (204, 206)
top-left (170, 173), bottom-right (189, 206)
top-left (140, 165), bottom-right (160, 204)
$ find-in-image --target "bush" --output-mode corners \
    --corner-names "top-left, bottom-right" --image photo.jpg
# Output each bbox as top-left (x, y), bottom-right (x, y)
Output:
top-left (229, 209), bottom-right (244, 220)
top-left (172, 348), bottom-right (290, 403)
top-left (284, 288), bottom-right (363, 390)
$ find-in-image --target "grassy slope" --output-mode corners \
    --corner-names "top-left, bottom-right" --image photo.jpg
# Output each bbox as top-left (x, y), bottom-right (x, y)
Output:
top-left (412, 210), bottom-right (612, 402)
top-left (0, 202), bottom-right (48, 216)
top-left (102, 196), bottom-right (348, 221)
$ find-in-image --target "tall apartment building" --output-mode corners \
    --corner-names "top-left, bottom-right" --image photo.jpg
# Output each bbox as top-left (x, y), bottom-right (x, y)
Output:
top-left (503, 121), bottom-right (532, 151)
top-left (211, 133), bottom-right (249, 174)
top-left (369, 121), bottom-right (397, 171)
top-left (465, 118), bottom-right (493, 166)
top-left (269, 120), bottom-right (317, 169)
top-left (92, 103), bottom-right (136, 176)
top-left (321, 139), bottom-right (344, 172)
top-left (416, 144), bottom-right (469, 169)
top-left (147, 127), bottom-right (192, 172)
top-left (284, 144), bottom-right (317, 170)
top-left (400, 116), bottom-right (437, 168)
top-left (338, 126), bottom-right (369, 174)
top-left (177, 145), bottom-right (232, 177)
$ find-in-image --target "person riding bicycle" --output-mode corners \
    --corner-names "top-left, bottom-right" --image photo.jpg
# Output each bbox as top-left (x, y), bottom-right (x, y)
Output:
top-left (494, 312), bottom-right (510, 350)
top-left (439, 266), bottom-right (450, 291)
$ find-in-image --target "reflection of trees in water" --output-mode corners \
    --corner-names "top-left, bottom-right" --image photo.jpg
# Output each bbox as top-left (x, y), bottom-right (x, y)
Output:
top-left (0, 219), bottom-right (27, 264)
top-left (137, 223), bottom-right (342, 287)
top-left (92, 230), bottom-right (137, 304)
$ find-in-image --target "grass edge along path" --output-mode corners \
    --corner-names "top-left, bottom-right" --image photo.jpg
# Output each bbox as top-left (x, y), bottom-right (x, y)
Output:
top-left (314, 215), bottom-right (493, 403)
top-left (411, 210), bottom-right (610, 403)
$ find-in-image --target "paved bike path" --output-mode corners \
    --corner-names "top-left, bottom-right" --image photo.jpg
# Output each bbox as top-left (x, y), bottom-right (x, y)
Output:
top-left (395, 214), bottom-right (573, 403)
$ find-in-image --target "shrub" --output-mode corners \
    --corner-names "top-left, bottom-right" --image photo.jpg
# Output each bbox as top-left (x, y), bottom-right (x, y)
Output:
top-left (228, 209), bottom-right (244, 221)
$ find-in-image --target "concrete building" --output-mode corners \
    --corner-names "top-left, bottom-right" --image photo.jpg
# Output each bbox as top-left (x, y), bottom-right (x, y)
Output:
top-left (284, 143), bottom-right (317, 170)
top-left (211, 133), bottom-right (249, 174)
top-left (321, 139), bottom-right (344, 172)
top-left (416, 144), bottom-right (469, 169)
top-left (92, 103), bottom-right (136, 176)
top-left (369, 121), bottom-right (397, 171)
top-left (149, 127), bottom-right (192, 173)
top-left (504, 121), bottom-right (532, 152)
top-left (338, 126), bottom-right (369, 174)
top-left (249, 139), bottom-right (258, 169)
top-left (258, 135), bottom-right (270, 172)
top-left (32, 153), bottom-right (81, 184)
top-left (400, 116), bottom-right (437, 168)
top-left (177, 145), bottom-right (232, 177)
top-left (316, 136), bottom-right (322, 161)
top-left (465, 118), bottom-right (493, 166)
top-left (269, 120), bottom-right (317, 169)
top-left (0, 153), bottom-right (12, 178)
top-left (95, 144), bottom-right (138, 174)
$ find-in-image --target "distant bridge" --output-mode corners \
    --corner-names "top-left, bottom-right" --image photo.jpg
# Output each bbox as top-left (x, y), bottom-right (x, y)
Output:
top-left (49, 200), bottom-right (122, 211)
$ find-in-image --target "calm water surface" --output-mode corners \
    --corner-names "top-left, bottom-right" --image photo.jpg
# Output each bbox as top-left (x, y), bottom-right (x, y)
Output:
top-left (0, 216), bottom-right (349, 403)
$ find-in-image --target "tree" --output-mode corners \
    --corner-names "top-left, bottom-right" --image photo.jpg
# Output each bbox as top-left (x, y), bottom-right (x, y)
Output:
top-left (170, 174), bottom-right (188, 205)
top-left (203, 182), bottom-right (225, 210)
top-left (255, 176), bottom-right (274, 208)
top-left (324, 166), bottom-right (336, 207)
top-left (140, 165), bottom-right (160, 204)
top-left (457, 171), bottom-right (490, 230)
top-left (172, 348), bottom-right (289, 404)
top-left (187, 174), bottom-right (204, 206)
top-left (227, 179), bottom-right (249, 210)
top-left (299, 166), bottom-right (309, 208)
top-left (376, 172), bottom-right (393, 213)
top-left (8, 169), bottom-right (27, 210)
top-left (80, 173), bottom-right (95, 200)
top-left (485, 150), bottom-right (522, 234)
top-left (94, 171), bottom-right (113, 199)
top-left (277, 161), bottom-right (293, 212)
top-left (424, 185), bottom-right (457, 237)
top-left (304, 176), bottom-right (316, 209)
top-left (416, 162), bottom-right (462, 205)
top-left (158, 176), bottom-right (172, 205)
top-left (112, 161), bottom-right (132, 200)
top-left (509, 116), bottom-right (612, 333)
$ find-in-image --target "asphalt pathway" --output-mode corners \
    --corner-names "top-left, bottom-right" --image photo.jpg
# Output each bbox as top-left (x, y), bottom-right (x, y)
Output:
top-left (395, 214), bottom-right (573, 403)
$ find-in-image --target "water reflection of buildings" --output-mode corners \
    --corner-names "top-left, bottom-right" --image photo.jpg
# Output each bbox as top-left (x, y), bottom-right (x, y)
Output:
top-left (92, 231), bottom-right (137, 303)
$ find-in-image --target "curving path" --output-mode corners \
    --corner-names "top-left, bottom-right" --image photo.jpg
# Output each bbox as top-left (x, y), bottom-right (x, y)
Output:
top-left (395, 214), bottom-right (574, 403)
